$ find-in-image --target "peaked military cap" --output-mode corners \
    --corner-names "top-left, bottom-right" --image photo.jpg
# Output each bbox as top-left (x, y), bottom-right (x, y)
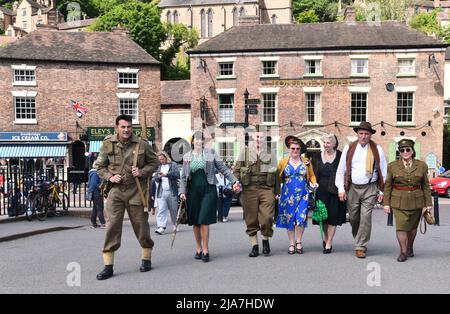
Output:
top-left (398, 138), bottom-right (415, 149)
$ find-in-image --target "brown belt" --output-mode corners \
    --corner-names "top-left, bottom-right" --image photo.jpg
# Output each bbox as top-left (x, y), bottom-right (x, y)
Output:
top-left (393, 185), bottom-right (421, 191)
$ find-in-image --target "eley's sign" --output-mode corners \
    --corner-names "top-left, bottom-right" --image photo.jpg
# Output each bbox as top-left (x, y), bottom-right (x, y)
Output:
top-left (87, 127), bottom-right (155, 141)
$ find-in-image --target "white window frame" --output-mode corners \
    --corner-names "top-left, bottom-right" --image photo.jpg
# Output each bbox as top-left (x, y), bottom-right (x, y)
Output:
top-left (350, 55), bottom-right (369, 77)
top-left (260, 57), bottom-right (279, 78)
top-left (218, 141), bottom-right (235, 166)
top-left (216, 57), bottom-right (236, 79)
top-left (444, 102), bottom-right (450, 125)
top-left (261, 93), bottom-right (278, 124)
top-left (397, 57), bottom-right (416, 76)
top-left (12, 64), bottom-right (37, 86)
top-left (303, 56), bottom-right (323, 77)
top-left (12, 90), bottom-right (37, 124)
top-left (117, 68), bottom-right (139, 88)
top-left (217, 92), bottom-right (235, 124)
top-left (396, 91), bottom-right (415, 125)
top-left (304, 92), bottom-right (322, 124)
top-left (350, 92), bottom-right (368, 124)
top-left (117, 92), bottom-right (139, 124)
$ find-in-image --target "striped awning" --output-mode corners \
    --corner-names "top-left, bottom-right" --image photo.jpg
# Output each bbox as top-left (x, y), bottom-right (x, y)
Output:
top-left (89, 141), bottom-right (103, 153)
top-left (0, 145), bottom-right (67, 158)
top-left (89, 140), bottom-right (152, 153)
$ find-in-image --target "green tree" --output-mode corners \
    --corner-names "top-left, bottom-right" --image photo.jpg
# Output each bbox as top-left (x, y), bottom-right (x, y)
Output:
top-left (295, 9), bottom-right (320, 23)
top-left (293, 0), bottom-right (339, 22)
top-left (409, 9), bottom-right (441, 37)
top-left (56, 0), bottom-right (99, 20)
top-left (91, 1), bottom-right (198, 80)
top-left (160, 22), bottom-right (199, 80)
top-left (91, 1), bottom-right (165, 61)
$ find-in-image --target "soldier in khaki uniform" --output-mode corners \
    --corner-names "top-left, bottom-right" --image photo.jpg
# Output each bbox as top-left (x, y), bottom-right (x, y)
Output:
top-left (95, 114), bottom-right (158, 280)
top-left (234, 125), bottom-right (278, 257)
top-left (383, 139), bottom-right (433, 262)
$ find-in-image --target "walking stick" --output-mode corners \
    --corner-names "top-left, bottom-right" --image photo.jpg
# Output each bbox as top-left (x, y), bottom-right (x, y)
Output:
top-left (133, 112), bottom-right (149, 213)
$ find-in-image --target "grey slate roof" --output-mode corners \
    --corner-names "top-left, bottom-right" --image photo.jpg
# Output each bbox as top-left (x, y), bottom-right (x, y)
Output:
top-left (189, 22), bottom-right (447, 54)
top-left (0, 29), bottom-right (160, 65)
top-left (161, 80), bottom-right (191, 105)
top-left (158, 0), bottom-right (257, 8)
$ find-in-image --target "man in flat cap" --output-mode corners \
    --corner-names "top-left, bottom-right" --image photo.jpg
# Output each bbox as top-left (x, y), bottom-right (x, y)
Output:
top-left (335, 121), bottom-right (387, 258)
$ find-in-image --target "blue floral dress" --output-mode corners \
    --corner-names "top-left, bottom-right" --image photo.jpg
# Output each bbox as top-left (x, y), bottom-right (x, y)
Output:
top-left (275, 161), bottom-right (309, 230)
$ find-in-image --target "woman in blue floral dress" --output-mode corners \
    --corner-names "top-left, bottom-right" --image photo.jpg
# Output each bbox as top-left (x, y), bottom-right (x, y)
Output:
top-left (276, 137), bottom-right (317, 254)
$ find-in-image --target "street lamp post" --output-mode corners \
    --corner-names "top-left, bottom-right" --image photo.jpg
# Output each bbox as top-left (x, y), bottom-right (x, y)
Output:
top-left (244, 88), bottom-right (250, 147)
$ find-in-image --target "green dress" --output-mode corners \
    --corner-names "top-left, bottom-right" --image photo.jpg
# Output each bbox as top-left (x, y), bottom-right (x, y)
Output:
top-left (186, 153), bottom-right (218, 226)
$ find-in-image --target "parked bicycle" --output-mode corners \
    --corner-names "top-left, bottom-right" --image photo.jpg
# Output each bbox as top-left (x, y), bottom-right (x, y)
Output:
top-left (26, 180), bottom-right (69, 221)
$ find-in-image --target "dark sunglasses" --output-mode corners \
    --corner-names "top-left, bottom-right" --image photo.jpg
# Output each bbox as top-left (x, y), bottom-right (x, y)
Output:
top-left (399, 148), bottom-right (411, 153)
top-left (290, 147), bottom-right (300, 151)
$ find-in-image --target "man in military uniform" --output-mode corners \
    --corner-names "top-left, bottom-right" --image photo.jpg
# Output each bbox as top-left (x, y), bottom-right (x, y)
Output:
top-left (95, 114), bottom-right (158, 280)
top-left (383, 139), bottom-right (433, 262)
top-left (234, 125), bottom-right (278, 257)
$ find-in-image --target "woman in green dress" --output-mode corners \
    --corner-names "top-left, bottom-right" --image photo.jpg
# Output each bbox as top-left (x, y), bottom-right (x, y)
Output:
top-left (179, 131), bottom-right (239, 262)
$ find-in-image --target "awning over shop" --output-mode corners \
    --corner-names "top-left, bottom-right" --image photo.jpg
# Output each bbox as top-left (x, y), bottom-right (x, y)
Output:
top-left (0, 145), bottom-right (67, 158)
top-left (89, 141), bottom-right (103, 153)
top-left (88, 140), bottom-right (152, 153)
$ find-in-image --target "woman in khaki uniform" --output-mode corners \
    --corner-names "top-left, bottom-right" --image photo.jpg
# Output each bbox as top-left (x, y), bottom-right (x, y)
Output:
top-left (383, 139), bottom-right (433, 262)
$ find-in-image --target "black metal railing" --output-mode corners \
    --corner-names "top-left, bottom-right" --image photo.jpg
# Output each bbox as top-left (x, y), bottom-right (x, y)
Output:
top-left (0, 166), bottom-right (91, 217)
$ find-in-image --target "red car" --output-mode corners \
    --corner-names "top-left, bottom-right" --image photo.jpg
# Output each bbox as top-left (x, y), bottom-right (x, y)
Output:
top-left (429, 170), bottom-right (450, 197)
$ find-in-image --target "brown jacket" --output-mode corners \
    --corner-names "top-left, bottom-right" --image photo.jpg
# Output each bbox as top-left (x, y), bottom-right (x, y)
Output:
top-left (383, 159), bottom-right (432, 209)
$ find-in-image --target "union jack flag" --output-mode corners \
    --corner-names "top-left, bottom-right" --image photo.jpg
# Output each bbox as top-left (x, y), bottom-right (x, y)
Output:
top-left (68, 100), bottom-right (88, 117)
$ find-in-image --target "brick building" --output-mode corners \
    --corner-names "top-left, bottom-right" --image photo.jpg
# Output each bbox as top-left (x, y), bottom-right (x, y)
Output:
top-left (0, 27), bottom-right (160, 173)
top-left (188, 22), bottom-right (447, 167)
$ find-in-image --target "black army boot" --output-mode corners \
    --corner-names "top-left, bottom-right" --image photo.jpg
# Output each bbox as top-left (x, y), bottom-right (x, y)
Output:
top-left (262, 239), bottom-right (271, 256)
top-left (96, 265), bottom-right (114, 280)
top-left (249, 245), bottom-right (259, 257)
top-left (140, 260), bottom-right (152, 272)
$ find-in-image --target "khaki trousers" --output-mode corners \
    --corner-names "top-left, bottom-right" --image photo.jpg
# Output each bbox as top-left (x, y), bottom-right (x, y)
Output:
top-left (103, 185), bottom-right (154, 253)
top-left (346, 182), bottom-right (378, 251)
top-left (241, 185), bottom-right (275, 238)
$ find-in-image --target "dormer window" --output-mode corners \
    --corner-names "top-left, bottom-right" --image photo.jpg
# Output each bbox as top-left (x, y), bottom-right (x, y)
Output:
top-left (12, 65), bottom-right (37, 86)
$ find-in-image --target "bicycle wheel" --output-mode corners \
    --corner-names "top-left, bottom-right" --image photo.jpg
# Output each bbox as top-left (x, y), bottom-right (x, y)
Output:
top-left (25, 195), bottom-right (35, 221)
top-left (54, 192), bottom-right (69, 213)
top-left (34, 194), bottom-right (47, 221)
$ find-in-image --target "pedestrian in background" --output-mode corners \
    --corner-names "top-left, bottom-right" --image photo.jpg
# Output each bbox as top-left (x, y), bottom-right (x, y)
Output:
top-left (383, 139), bottom-right (433, 262)
top-left (179, 131), bottom-right (239, 262)
top-left (312, 134), bottom-right (346, 254)
top-left (88, 164), bottom-right (106, 228)
top-left (216, 172), bottom-right (233, 222)
top-left (154, 151), bottom-right (180, 235)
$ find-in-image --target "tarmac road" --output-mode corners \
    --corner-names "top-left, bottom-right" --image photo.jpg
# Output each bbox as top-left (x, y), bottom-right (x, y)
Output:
top-left (0, 202), bottom-right (449, 294)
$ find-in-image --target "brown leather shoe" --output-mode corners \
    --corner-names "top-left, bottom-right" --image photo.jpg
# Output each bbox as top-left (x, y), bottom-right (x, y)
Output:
top-left (397, 253), bottom-right (407, 262)
top-left (355, 250), bottom-right (366, 258)
top-left (406, 248), bottom-right (414, 257)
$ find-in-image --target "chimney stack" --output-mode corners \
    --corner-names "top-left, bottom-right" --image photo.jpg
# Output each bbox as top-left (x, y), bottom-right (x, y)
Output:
top-left (344, 6), bottom-right (356, 23)
top-left (112, 26), bottom-right (130, 35)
